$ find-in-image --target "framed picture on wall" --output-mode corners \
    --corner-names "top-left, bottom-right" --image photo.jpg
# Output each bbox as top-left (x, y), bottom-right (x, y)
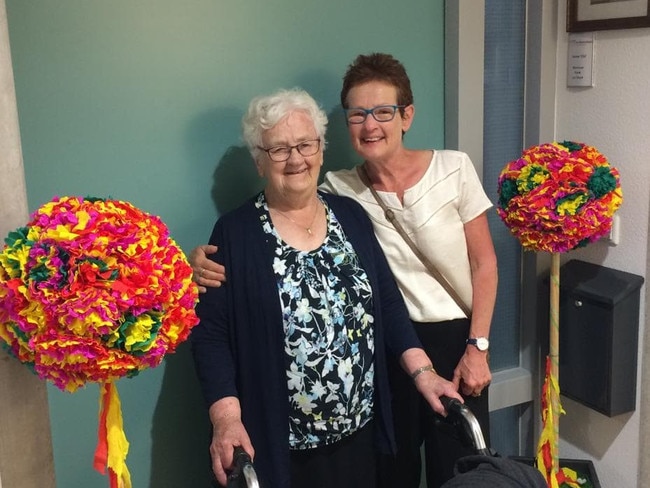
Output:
top-left (567, 0), bottom-right (650, 32)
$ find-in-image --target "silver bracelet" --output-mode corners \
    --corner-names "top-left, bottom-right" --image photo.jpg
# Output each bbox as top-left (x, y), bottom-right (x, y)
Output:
top-left (410, 364), bottom-right (436, 381)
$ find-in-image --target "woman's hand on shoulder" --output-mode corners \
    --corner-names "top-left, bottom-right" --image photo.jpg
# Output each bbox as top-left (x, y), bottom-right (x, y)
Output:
top-left (190, 244), bottom-right (227, 292)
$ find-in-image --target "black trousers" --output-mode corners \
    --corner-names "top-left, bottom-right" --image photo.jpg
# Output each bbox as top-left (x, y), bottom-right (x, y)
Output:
top-left (377, 319), bottom-right (491, 488)
top-left (290, 420), bottom-right (377, 488)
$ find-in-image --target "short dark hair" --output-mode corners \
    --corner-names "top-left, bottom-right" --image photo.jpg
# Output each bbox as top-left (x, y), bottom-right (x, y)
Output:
top-left (340, 53), bottom-right (414, 110)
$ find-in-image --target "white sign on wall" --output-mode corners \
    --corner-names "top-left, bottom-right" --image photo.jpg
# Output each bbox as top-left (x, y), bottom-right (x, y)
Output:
top-left (568, 32), bottom-right (595, 87)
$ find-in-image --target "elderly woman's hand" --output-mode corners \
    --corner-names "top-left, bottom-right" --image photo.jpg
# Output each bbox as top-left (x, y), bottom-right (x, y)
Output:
top-left (413, 368), bottom-right (464, 417)
top-left (208, 397), bottom-right (254, 486)
top-left (400, 348), bottom-right (464, 416)
top-left (190, 244), bottom-right (227, 293)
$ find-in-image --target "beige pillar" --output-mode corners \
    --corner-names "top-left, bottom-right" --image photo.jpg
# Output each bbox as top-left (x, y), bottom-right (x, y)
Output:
top-left (0, 1), bottom-right (55, 486)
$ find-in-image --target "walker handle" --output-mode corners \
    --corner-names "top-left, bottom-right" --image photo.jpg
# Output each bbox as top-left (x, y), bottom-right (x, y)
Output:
top-left (227, 447), bottom-right (260, 488)
top-left (440, 396), bottom-right (491, 456)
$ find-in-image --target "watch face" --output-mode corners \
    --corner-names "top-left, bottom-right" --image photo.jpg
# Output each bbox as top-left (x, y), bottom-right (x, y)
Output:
top-left (469, 337), bottom-right (489, 351)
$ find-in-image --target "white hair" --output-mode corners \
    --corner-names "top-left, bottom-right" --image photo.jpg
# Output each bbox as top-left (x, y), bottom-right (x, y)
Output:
top-left (241, 88), bottom-right (328, 160)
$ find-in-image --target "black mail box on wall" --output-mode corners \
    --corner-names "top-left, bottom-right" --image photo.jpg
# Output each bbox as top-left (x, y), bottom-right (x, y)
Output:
top-left (558, 259), bottom-right (644, 417)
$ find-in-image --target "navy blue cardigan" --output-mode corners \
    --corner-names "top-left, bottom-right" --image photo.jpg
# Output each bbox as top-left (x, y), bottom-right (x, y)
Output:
top-left (191, 191), bottom-right (421, 488)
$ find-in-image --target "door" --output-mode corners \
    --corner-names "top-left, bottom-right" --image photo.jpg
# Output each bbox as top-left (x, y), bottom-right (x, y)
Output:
top-left (445, 0), bottom-right (544, 457)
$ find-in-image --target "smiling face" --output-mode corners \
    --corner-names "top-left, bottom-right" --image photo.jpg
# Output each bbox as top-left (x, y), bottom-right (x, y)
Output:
top-left (345, 80), bottom-right (414, 163)
top-left (257, 110), bottom-right (323, 202)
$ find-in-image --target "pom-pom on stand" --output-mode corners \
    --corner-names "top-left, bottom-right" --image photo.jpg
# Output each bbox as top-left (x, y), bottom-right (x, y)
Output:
top-left (496, 141), bottom-right (622, 487)
top-left (0, 196), bottom-right (199, 488)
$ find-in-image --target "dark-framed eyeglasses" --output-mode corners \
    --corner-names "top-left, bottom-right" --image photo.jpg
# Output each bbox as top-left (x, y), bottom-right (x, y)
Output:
top-left (344, 105), bottom-right (406, 125)
top-left (257, 138), bottom-right (321, 162)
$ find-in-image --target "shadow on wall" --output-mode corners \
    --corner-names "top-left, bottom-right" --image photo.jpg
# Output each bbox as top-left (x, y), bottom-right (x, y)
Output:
top-left (321, 106), bottom-right (361, 178)
top-left (211, 145), bottom-right (264, 216)
top-left (149, 342), bottom-right (214, 488)
top-left (294, 66), bottom-right (361, 176)
top-left (147, 146), bottom-right (264, 488)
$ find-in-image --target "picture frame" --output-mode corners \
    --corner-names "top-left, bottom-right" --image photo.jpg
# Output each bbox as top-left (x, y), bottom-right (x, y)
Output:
top-left (567, 0), bottom-right (650, 32)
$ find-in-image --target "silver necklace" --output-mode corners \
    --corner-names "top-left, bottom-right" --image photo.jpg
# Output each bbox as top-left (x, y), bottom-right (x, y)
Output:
top-left (271, 200), bottom-right (322, 236)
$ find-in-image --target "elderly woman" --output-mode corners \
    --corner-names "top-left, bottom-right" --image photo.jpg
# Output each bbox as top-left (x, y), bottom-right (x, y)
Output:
top-left (190, 88), bottom-right (461, 488)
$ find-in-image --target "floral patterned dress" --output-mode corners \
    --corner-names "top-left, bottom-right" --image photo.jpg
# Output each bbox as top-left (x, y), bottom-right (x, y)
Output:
top-left (257, 193), bottom-right (376, 450)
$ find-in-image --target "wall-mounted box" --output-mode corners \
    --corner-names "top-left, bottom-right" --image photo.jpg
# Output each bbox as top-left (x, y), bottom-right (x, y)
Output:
top-left (557, 260), bottom-right (644, 416)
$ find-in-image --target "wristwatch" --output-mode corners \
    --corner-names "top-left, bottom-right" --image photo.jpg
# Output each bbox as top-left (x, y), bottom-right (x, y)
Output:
top-left (466, 337), bottom-right (490, 351)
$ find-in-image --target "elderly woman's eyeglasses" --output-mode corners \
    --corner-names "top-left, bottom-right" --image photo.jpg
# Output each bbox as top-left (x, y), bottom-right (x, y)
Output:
top-left (344, 105), bottom-right (406, 125)
top-left (258, 138), bottom-right (321, 162)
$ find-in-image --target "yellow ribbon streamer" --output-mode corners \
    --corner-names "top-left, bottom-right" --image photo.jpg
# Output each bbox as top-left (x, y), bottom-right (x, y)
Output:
top-left (99, 382), bottom-right (132, 488)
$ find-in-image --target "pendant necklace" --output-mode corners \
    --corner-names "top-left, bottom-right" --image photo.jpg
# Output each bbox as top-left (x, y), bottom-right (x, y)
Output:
top-left (271, 200), bottom-right (322, 236)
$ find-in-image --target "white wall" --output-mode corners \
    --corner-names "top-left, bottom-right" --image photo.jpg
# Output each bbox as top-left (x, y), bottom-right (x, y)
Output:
top-left (552, 2), bottom-right (650, 487)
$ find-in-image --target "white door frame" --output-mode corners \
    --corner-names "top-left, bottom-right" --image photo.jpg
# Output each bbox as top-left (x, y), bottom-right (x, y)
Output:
top-left (444, 0), bottom-right (559, 453)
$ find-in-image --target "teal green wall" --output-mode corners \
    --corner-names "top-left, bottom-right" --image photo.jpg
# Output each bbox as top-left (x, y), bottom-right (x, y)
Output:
top-left (6, 0), bottom-right (444, 486)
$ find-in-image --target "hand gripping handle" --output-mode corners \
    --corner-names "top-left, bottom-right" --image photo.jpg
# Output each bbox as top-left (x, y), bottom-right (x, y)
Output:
top-left (226, 447), bottom-right (260, 488)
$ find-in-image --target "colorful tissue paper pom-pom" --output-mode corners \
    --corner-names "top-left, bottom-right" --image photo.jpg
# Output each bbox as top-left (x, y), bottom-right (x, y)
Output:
top-left (496, 141), bottom-right (622, 253)
top-left (0, 196), bottom-right (199, 488)
top-left (0, 196), bottom-right (199, 390)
